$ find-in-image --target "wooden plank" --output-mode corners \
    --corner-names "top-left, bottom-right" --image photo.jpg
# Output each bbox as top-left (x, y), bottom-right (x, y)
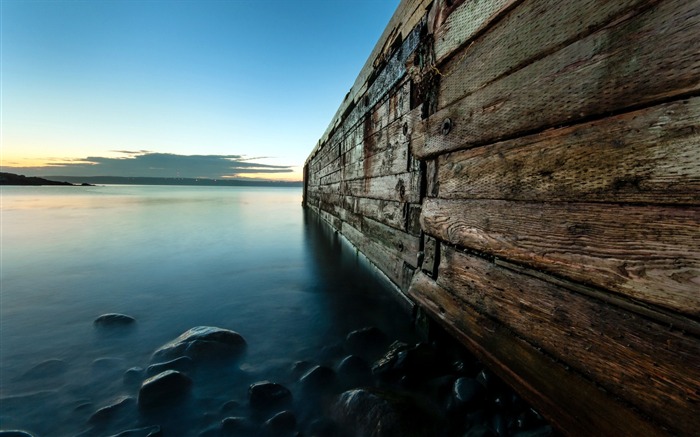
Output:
top-left (437, 0), bottom-right (662, 108)
top-left (353, 197), bottom-right (406, 231)
top-left (361, 216), bottom-right (420, 268)
top-left (421, 235), bottom-right (438, 277)
top-left (343, 172), bottom-right (421, 203)
top-left (434, 247), bottom-right (700, 436)
top-left (432, 0), bottom-right (518, 64)
top-left (408, 271), bottom-right (669, 437)
top-left (343, 142), bottom-right (410, 181)
top-left (341, 221), bottom-right (412, 291)
top-left (415, 0), bottom-right (700, 159)
top-left (421, 198), bottom-right (700, 315)
top-left (435, 97), bottom-right (700, 204)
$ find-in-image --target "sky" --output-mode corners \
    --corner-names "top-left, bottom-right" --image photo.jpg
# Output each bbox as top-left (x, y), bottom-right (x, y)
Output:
top-left (0, 0), bottom-right (401, 181)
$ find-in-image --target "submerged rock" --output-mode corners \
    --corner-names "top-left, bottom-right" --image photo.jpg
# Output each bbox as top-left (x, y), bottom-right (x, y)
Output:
top-left (88, 396), bottom-right (135, 424)
top-left (299, 365), bottom-right (336, 391)
top-left (94, 313), bottom-right (136, 326)
top-left (0, 432), bottom-right (34, 437)
top-left (18, 358), bottom-right (67, 381)
top-left (123, 367), bottom-right (144, 387)
top-left (105, 425), bottom-right (161, 437)
top-left (248, 381), bottom-right (292, 410)
top-left (332, 388), bottom-right (443, 437)
top-left (221, 416), bottom-right (255, 435)
top-left (337, 355), bottom-right (371, 388)
top-left (345, 327), bottom-right (388, 358)
top-left (146, 356), bottom-right (194, 376)
top-left (137, 370), bottom-right (192, 408)
top-left (263, 410), bottom-right (296, 434)
top-left (453, 377), bottom-right (486, 407)
top-left (153, 326), bottom-right (246, 362)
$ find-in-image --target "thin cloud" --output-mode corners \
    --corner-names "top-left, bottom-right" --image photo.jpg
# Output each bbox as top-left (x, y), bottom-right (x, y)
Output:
top-left (3, 152), bottom-right (294, 179)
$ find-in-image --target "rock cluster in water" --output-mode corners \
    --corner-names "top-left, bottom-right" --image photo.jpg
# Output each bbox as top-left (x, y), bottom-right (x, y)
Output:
top-left (1, 321), bottom-right (555, 437)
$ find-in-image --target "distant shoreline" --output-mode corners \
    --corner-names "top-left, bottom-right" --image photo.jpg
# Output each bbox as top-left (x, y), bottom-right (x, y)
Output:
top-left (43, 175), bottom-right (303, 187)
top-left (0, 172), bottom-right (87, 186)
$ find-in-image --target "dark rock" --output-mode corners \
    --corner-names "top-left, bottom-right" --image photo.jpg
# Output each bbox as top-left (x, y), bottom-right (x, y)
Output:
top-left (345, 327), bottom-right (388, 358)
top-left (317, 344), bottom-right (345, 365)
top-left (248, 381), bottom-right (292, 410)
top-left (291, 360), bottom-right (315, 380)
top-left (371, 341), bottom-right (410, 376)
top-left (307, 418), bottom-right (338, 437)
top-left (464, 424), bottom-right (496, 437)
top-left (123, 367), bottom-right (144, 386)
top-left (512, 425), bottom-right (554, 437)
top-left (336, 355), bottom-right (371, 388)
top-left (105, 426), bottom-right (161, 437)
top-left (263, 410), bottom-right (296, 434)
top-left (332, 388), bottom-right (442, 437)
top-left (94, 313), bottom-right (136, 326)
top-left (392, 343), bottom-right (440, 379)
top-left (153, 326), bottom-right (246, 362)
top-left (88, 396), bottom-right (135, 423)
top-left (300, 365), bottom-right (336, 391)
top-left (146, 356), bottom-right (194, 376)
top-left (0, 432), bottom-right (34, 437)
top-left (453, 377), bottom-right (486, 407)
top-left (137, 370), bottom-right (192, 408)
top-left (221, 416), bottom-right (255, 435)
top-left (18, 358), bottom-right (67, 380)
top-left (219, 400), bottom-right (240, 414)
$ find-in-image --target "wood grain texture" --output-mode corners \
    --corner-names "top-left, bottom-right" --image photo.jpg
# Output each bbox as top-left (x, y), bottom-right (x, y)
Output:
top-left (408, 271), bottom-right (668, 437)
top-left (421, 198), bottom-right (700, 315)
top-left (432, 0), bottom-right (518, 64)
top-left (436, 0), bottom-right (661, 108)
top-left (434, 247), bottom-right (700, 436)
top-left (435, 97), bottom-right (700, 204)
top-left (343, 171), bottom-right (421, 203)
top-left (415, 0), bottom-right (700, 159)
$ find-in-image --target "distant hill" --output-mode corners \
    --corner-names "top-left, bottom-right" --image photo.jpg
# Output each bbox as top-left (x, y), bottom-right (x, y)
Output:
top-left (0, 172), bottom-right (80, 186)
top-left (44, 175), bottom-right (303, 187)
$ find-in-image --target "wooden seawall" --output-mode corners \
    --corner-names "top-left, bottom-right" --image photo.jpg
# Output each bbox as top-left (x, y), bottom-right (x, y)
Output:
top-left (303, 1), bottom-right (700, 435)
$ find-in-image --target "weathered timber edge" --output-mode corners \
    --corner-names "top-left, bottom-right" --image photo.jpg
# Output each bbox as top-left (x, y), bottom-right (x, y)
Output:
top-left (304, 0), bottom-right (700, 435)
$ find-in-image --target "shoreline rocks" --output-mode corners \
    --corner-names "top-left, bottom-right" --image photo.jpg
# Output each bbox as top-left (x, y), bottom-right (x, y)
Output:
top-left (153, 326), bottom-right (246, 362)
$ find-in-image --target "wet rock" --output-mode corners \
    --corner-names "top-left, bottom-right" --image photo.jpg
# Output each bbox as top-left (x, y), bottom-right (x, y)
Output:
top-left (94, 313), bottom-right (136, 326)
top-left (336, 355), bottom-right (371, 388)
top-left (307, 418), bottom-right (338, 437)
top-left (221, 416), bottom-right (255, 435)
top-left (512, 425), bottom-right (554, 437)
top-left (137, 370), bottom-right (192, 408)
top-left (123, 367), bottom-right (144, 386)
top-left (317, 344), bottom-right (345, 365)
top-left (88, 396), bottom-right (135, 424)
top-left (392, 343), bottom-right (441, 380)
top-left (248, 381), bottom-right (292, 410)
top-left (371, 341), bottom-right (410, 376)
top-left (146, 356), bottom-right (194, 377)
top-left (263, 410), bottom-right (296, 434)
top-left (300, 365), bottom-right (335, 391)
top-left (464, 424), bottom-right (495, 437)
top-left (18, 358), bottom-right (67, 380)
top-left (453, 377), bottom-right (486, 407)
top-left (153, 326), bottom-right (246, 362)
top-left (291, 360), bottom-right (315, 380)
top-left (0, 432), bottom-right (34, 437)
top-left (106, 425), bottom-right (161, 437)
top-left (219, 400), bottom-right (240, 415)
top-left (345, 327), bottom-right (388, 358)
top-left (332, 388), bottom-right (442, 437)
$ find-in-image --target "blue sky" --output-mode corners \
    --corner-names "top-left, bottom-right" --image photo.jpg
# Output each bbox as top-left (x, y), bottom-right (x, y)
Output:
top-left (1, 0), bottom-right (400, 180)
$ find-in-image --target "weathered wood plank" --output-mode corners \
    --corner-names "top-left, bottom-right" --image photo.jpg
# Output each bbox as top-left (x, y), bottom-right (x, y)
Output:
top-left (343, 142), bottom-right (410, 181)
top-left (343, 172), bottom-right (421, 203)
top-left (341, 221), bottom-right (413, 291)
top-left (361, 216), bottom-right (420, 268)
top-left (432, 0), bottom-right (519, 64)
top-left (421, 198), bottom-right (700, 315)
top-left (436, 97), bottom-right (700, 204)
top-left (353, 197), bottom-right (406, 231)
top-left (408, 271), bottom-right (669, 437)
top-left (434, 247), bottom-right (700, 436)
top-left (437, 0), bottom-right (662, 108)
top-left (415, 0), bottom-right (700, 158)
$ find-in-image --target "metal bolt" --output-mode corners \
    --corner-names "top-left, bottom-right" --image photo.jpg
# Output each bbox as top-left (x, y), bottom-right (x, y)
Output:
top-left (402, 123), bottom-right (408, 136)
top-left (441, 118), bottom-right (452, 135)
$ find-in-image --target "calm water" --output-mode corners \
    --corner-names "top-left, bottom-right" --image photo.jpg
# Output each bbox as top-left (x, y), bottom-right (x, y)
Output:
top-left (0, 185), bottom-right (416, 436)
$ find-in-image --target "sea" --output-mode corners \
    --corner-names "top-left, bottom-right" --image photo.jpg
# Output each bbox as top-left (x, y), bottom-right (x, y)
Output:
top-left (0, 185), bottom-right (417, 436)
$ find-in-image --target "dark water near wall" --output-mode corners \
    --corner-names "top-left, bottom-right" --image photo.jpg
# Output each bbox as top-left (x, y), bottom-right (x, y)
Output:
top-left (0, 186), bottom-right (417, 436)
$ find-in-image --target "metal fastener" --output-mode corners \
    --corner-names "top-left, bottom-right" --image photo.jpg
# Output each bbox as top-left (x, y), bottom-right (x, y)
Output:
top-left (441, 118), bottom-right (452, 135)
